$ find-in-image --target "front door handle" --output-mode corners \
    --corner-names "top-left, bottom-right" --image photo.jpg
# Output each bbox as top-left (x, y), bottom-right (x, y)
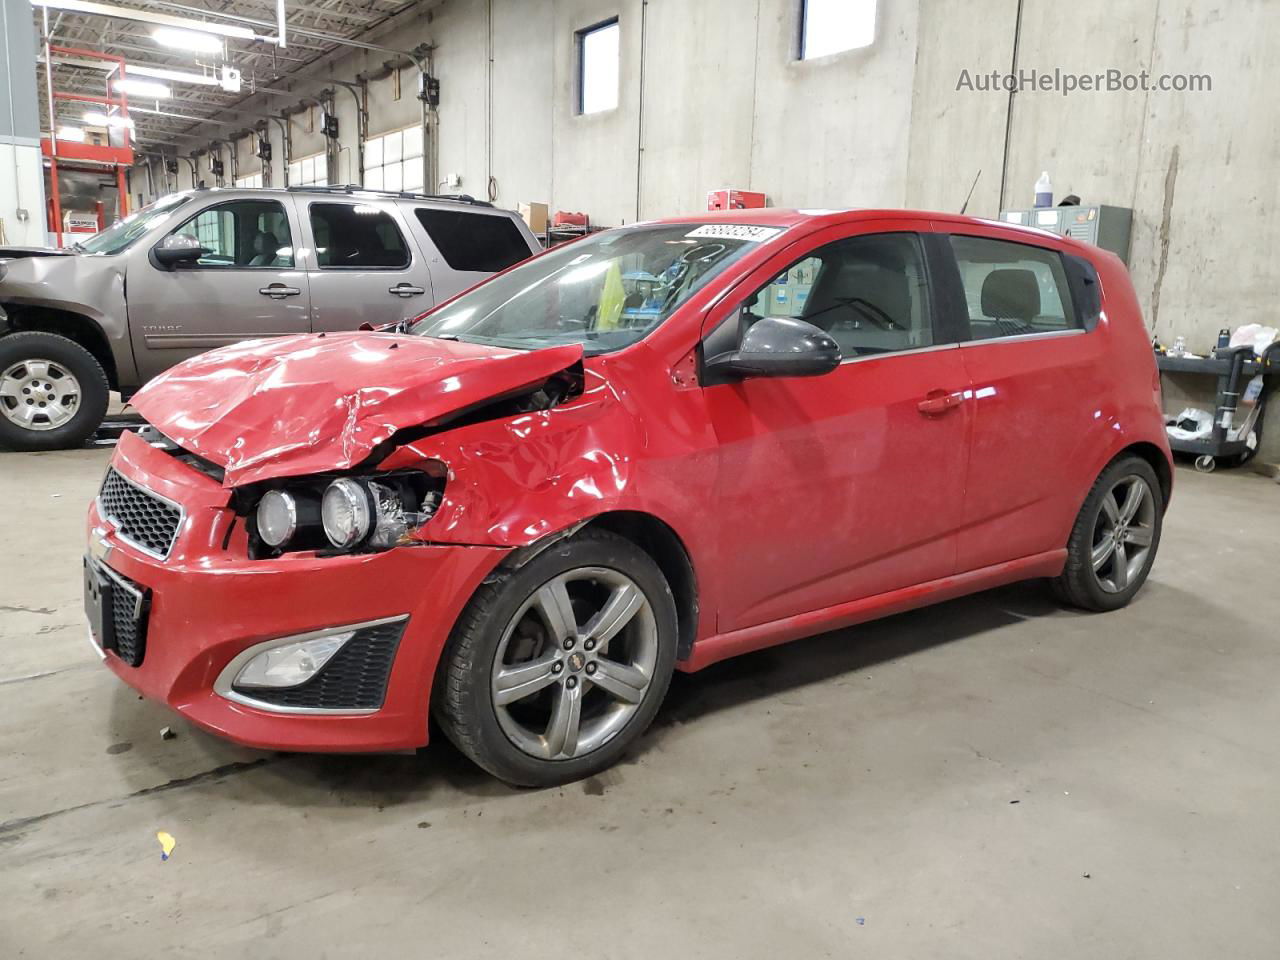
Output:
top-left (389, 283), bottom-right (425, 298)
top-left (259, 283), bottom-right (301, 299)
top-left (917, 390), bottom-right (965, 416)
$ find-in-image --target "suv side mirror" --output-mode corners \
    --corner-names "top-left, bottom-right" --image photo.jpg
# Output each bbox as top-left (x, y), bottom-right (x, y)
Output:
top-left (154, 233), bottom-right (207, 269)
top-left (705, 315), bottom-right (842, 380)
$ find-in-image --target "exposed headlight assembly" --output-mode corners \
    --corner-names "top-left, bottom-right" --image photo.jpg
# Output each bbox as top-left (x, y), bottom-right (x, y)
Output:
top-left (246, 467), bottom-right (444, 558)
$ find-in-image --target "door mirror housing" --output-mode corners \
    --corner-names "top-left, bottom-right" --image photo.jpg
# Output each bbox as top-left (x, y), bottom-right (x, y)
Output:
top-left (154, 233), bottom-right (208, 269)
top-left (705, 315), bottom-right (842, 380)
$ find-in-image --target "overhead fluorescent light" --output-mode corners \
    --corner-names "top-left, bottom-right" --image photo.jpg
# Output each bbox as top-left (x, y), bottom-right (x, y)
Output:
top-left (82, 110), bottom-right (135, 129)
top-left (56, 126), bottom-right (87, 142)
top-left (152, 26), bottom-right (226, 54)
top-left (30, 0), bottom-right (258, 40)
top-left (128, 64), bottom-right (219, 86)
top-left (113, 78), bottom-right (172, 99)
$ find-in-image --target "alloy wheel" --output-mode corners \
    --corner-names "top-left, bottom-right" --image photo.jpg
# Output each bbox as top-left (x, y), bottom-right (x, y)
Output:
top-left (0, 359), bottom-right (82, 431)
top-left (491, 567), bottom-right (658, 761)
top-left (1090, 475), bottom-right (1156, 593)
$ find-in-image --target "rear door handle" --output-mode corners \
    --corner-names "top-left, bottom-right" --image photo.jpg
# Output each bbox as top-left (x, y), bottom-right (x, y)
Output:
top-left (917, 390), bottom-right (965, 416)
top-left (259, 283), bottom-right (301, 299)
top-left (389, 283), bottom-right (425, 298)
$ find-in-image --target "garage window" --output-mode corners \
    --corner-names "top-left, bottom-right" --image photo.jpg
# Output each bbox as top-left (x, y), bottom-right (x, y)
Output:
top-left (578, 18), bottom-right (619, 114)
top-left (363, 127), bottom-right (425, 193)
top-left (415, 209), bottom-right (532, 273)
top-left (309, 202), bottom-right (409, 269)
top-left (288, 152), bottom-right (327, 188)
top-left (800, 0), bottom-right (876, 60)
top-left (235, 172), bottom-right (263, 189)
top-left (170, 199), bottom-right (294, 269)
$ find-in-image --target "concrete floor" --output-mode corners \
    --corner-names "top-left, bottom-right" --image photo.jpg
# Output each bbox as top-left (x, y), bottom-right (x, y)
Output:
top-left (1, 448), bottom-right (1278, 959)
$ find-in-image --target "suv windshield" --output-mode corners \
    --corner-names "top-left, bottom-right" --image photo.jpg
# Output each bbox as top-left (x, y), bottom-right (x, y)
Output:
top-left (76, 193), bottom-right (190, 256)
top-left (410, 224), bottom-right (768, 354)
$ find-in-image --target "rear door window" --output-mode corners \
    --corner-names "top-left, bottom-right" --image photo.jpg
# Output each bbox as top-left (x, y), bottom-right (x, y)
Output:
top-left (309, 202), bottom-right (410, 269)
top-left (948, 235), bottom-right (1079, 340)
top-left (414, 208), bottom-right (533, 272)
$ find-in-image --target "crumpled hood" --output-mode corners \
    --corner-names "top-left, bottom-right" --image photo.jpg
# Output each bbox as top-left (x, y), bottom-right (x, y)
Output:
top-left (131, 332), bottom-right (584, 487)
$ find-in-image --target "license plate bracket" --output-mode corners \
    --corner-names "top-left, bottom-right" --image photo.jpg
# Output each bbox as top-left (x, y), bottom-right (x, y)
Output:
top-left (83, 555), bottom-right (115, 653)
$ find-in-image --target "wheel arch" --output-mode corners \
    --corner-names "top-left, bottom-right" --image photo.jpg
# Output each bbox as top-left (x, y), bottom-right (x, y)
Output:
top-left (497, 510), bottom-right (700, 661)
top-left (2, 306), bottom-right (118, 390)
top-left (1118, 441), bottom-right (1173, 510)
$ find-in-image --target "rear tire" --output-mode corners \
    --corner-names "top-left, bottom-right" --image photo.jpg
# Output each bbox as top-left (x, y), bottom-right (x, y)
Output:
top-left (1053, 455), bottom-right (1164, 612)
top-left (433, 528), bottom-right (678, 787)
top-left (0, 332), bottom-right (109, 451)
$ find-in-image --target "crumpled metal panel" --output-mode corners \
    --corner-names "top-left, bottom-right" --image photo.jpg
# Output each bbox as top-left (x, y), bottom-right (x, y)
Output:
top-left (130, 331), bottom-right (584, 487)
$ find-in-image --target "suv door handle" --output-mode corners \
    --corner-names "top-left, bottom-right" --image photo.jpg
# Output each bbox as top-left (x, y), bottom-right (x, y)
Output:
top-left (917, 390), bottom-right (965, 416)
top-left (259, 283), bottom-right (301, 299)
top-left (389, 283), bottom-right (425, 297)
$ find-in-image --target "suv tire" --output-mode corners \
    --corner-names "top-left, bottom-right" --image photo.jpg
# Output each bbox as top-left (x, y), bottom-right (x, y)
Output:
top-left (433, 528), bottom-right (678, 787)
top-left (0, 332), bottom-right (110, 452)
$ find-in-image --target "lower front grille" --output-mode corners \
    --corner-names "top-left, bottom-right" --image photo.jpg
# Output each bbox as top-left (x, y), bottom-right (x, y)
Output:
top-left (232, 620), bottom-right (406, 711)
top-left (107, 567), bottom-right (149, 667)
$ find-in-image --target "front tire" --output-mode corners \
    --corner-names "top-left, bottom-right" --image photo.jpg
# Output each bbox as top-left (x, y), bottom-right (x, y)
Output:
top-left (0, 332), bottom-right (109, 451)
top-left (433, 528), bottom-right (679, 787)
top-left (1053, 455), bottom-right (1164, 612)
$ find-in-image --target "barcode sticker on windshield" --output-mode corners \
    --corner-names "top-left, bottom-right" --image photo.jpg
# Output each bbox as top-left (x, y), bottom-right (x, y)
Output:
top-left (685, 224), bottom-right (782, 242)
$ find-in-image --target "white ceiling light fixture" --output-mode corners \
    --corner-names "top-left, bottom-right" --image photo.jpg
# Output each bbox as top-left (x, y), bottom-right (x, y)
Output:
top-left (151, 27), bottom-right (226, 54)
top-left (82, 110), bottom-right (135, 129)
top-left (30, 0), bottom-right (260, 40)
top-left (128, 64), bottom-right (220, 86)
top-left (112, 77), bottom-right (172, 99)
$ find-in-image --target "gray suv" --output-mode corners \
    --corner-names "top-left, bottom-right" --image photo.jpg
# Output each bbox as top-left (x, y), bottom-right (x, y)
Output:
top-left (0, 186), bottom-right (541, 451)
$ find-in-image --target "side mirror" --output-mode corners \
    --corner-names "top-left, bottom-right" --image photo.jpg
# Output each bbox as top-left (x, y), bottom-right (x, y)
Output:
top-left (154, 233), bottom-right (207, 268)
top-left (705, 315), bottom-right (842, 380)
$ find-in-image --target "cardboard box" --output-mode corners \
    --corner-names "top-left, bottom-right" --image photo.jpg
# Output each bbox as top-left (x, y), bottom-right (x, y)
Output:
top-left (83, 126), bottom-right (109, 147)
top-left (707, 188), bottom-right (768, 211)
top-left (519, 201), bottom-right (549, 234)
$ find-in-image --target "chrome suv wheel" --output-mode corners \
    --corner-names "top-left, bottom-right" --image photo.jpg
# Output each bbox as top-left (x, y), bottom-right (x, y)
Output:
top-left (1054, 454), bottom-right (1165, 611)
top-left (435, 529), bottom-right (678, 787)
top-left (0, 332), bottom-right (110, 451)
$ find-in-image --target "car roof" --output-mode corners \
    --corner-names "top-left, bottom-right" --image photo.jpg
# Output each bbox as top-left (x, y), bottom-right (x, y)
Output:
top-left (173, 185), bottom-right (507, 211)
top-left (629, 207), bottom-right (1095, 256)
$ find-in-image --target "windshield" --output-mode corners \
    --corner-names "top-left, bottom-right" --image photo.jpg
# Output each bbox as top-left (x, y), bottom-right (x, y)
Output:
top-left (76, 193), bottom-right (191, 256)
top-left (410, 223), bottom-right (772, 354)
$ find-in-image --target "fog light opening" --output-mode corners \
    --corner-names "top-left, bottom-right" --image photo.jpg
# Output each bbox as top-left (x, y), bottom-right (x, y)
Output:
top-left (233, 631), bottom-right (355, 688)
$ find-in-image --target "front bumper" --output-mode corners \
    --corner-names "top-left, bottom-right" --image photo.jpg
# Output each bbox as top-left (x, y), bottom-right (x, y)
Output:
top-left (87, 431), bottom-right (505, 752)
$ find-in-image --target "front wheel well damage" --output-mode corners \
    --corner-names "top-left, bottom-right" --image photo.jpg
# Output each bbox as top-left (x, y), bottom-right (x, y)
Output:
top-left (1, 305), bottom-right (118, 389)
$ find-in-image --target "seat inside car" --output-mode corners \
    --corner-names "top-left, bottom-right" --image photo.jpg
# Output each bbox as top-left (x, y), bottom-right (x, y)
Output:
top-left (974, 267), bottom-right (1041, 338)
top-left (248, 231), bottom-right (281, 267)
top-left (802, 249), bottom-right (917, 354)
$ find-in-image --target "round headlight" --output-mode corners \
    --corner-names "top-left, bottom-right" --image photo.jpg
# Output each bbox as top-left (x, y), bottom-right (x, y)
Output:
top-left (321, 479), bottom-right (371, 548)
top-left (256, 490), bottom-right (297, 547)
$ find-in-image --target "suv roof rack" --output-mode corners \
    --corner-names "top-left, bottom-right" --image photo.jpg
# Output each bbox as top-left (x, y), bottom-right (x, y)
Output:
top-left (284, 184), bottom-right (493, 207)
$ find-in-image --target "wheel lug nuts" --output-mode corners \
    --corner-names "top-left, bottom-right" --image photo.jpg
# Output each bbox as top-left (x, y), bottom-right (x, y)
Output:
top-left (584, 639), bottom-right (595, 651)
top-left (562, 638), bottom-right (574, 650)
top-left (566, 676), bottom-right (578, 689)
top-left (585, 662), bottom-right (597, 675)
top-left (552, 662), bottom-right (563, 674)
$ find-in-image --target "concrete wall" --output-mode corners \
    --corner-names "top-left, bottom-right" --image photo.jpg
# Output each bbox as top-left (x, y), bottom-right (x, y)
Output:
top-left (128, 0), bottom-right (1279, 352)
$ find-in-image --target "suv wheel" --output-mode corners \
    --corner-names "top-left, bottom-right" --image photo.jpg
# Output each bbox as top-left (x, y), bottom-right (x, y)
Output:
top-left (434, 528), bottom-right (678, 787)
top-left (1053, 455), bottom-right (1164, 611)
top-left (0, 332), bottom-right (110, 451)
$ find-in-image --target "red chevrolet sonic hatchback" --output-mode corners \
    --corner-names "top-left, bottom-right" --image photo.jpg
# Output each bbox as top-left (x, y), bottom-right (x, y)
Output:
top-left (85, 209), bottom-right (1171, 786)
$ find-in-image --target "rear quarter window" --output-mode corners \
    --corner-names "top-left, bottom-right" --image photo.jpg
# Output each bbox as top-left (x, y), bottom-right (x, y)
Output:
top-left (414, 208), bottom-right (533, 273)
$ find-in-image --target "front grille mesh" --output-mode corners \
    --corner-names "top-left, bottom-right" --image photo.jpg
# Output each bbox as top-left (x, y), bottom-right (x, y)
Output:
top-left (98, 468), bottom-right (182, 558)
top-left (233, 620), bottom-right (406, 711)
top-left (109, 569), bottom-right (148, 668)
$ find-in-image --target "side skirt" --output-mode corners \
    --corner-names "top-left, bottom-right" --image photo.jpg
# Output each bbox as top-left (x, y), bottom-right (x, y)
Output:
top-left (678, 549), bottom-right (1067, 672)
